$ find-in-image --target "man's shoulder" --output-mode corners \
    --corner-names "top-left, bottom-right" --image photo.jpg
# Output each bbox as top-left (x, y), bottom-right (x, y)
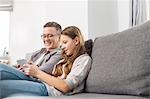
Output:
top-left (33, 48), bottom-right (61, 56)
top-left (31, 48), bottom-right (46, 57)
top-left (34, 48), bottom-right (47, 53)
top-left (50, 48), bottom-right (61, 54)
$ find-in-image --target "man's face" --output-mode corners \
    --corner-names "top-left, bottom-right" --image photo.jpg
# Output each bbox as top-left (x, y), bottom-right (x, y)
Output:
top-left (41, 27), bottom-right (60, 51)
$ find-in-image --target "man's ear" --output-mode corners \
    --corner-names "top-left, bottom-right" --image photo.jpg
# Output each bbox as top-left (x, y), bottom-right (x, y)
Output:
top-left (74, 36), bottom-right (80, 45)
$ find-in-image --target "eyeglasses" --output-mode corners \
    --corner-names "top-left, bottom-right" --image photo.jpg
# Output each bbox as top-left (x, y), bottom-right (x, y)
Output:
top-left (41, 34), bottom-right (57, 39)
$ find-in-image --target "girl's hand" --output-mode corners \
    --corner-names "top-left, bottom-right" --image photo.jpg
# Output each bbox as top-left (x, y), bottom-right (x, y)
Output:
top-left (23, 63), bottom-right (40, 77)
top-left (18, 66), bottom-right (24, 72)
top-left (15, 64), bottom-right (21, 68)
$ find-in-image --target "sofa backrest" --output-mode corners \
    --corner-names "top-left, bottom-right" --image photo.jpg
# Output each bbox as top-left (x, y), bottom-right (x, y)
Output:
top-left (85, 20), bottom-right (150, 97)
top-left (84, 39), bottom-right (93, 56)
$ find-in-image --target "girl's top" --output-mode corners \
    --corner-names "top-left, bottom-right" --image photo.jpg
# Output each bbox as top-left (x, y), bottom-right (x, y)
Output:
top-left (44, 54), bottom-right (92, 96)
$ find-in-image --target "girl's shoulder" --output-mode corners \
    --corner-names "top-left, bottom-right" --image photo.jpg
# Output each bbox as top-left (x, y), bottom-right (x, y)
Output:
top-left (76, 53), bottom-right (91, 60)
top-left (73, 54), bottom-right (92, 65)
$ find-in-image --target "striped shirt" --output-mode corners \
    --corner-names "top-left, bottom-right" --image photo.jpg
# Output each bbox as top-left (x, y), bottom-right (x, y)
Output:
top-left (44, 54), bottom-right (92, 96)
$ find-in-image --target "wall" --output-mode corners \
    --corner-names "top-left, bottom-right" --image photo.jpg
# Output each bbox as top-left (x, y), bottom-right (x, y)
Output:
top-left (9, 0), bottom-right (129, 64)
top-left (88, 0), bottom-right (129, 40)
top-left (9, 0), bottom-right (88, 64)
top-left (88, 0), bottom-right (118, 40)
top-left (117, 0), bottom-right (129, 32)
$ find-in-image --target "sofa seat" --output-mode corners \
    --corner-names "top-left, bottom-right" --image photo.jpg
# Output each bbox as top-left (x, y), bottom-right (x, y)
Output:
top-left (73, 93), bottom-right (149, 99)
top-left (4, 93), bottom-right (149, 99)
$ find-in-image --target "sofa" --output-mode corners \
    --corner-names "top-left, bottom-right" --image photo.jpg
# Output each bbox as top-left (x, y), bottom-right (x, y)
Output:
top-left (5, 21), bottom-right (150, 99)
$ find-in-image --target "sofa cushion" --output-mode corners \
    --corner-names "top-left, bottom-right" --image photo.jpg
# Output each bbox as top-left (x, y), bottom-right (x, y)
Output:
top-left (85, 21), bottom-right (150, 97)
top-left (84, 39), bottom-right (93, 56)
top-left (4, 93), bottom-right (149, 99)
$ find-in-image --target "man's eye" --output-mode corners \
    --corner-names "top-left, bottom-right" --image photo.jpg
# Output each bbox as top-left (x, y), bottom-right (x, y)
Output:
top-left (48, 34), bottom-right (54, 37)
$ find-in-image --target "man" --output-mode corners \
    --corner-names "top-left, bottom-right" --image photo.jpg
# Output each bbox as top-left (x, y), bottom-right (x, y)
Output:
top-left (17, 21), bottom-right (62, 74)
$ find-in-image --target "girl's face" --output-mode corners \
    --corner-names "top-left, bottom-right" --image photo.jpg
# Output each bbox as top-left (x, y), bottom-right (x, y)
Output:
top-left (60, 35), bottom-right (79, 56)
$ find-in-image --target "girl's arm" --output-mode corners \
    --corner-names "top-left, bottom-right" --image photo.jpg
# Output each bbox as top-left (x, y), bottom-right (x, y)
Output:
top-left (24, 63), bottom-right (70, 93)
top-left (37, 70), bottom-right (69, 93)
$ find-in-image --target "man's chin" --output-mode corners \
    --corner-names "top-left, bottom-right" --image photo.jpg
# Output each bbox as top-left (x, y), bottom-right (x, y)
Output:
top-left (45, 46), bottom-right (52, 50)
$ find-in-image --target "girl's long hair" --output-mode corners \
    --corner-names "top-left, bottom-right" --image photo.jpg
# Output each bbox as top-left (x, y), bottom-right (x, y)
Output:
top-left (52, 26), bottom-right (86, 78)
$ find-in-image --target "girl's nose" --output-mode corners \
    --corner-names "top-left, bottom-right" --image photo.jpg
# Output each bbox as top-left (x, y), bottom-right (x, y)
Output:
top-left (60, 44), bottom-right (65, 50)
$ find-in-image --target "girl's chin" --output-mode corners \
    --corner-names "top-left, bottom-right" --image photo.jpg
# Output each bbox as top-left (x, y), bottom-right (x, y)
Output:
top-left (66, 53), bottom-right (73, 57)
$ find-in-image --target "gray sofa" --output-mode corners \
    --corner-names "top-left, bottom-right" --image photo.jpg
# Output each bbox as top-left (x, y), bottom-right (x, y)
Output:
top-left (5, 21), bottom-right (150, 99)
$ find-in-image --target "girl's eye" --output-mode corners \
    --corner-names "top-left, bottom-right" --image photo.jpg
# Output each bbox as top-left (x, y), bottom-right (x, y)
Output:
top-left (63, 41), bottom-right (67, 44)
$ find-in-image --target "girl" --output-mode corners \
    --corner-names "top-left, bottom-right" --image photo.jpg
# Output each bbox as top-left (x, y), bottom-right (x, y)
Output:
top-left (0, 26), bottom-right (92, 98)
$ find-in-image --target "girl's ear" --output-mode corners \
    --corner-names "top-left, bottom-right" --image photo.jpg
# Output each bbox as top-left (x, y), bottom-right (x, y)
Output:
top-left (74, 36), bottom-right (80, 46)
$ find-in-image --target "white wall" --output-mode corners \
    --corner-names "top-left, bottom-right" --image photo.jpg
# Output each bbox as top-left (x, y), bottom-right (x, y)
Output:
top-left (88, 0), bottom-right (119, 40)
top-left (117, 0), bottom-right (129, 32)
top-left (88, 0), bottom-right (129, 40)
top-left (9, 0), bottom-right (88, 64)
top-left (9, 0), bottom-right (129, 64)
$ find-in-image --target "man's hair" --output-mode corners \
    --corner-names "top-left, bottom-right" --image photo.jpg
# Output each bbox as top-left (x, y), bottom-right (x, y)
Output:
top-left (43, 22), bottom-right (62, 32)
